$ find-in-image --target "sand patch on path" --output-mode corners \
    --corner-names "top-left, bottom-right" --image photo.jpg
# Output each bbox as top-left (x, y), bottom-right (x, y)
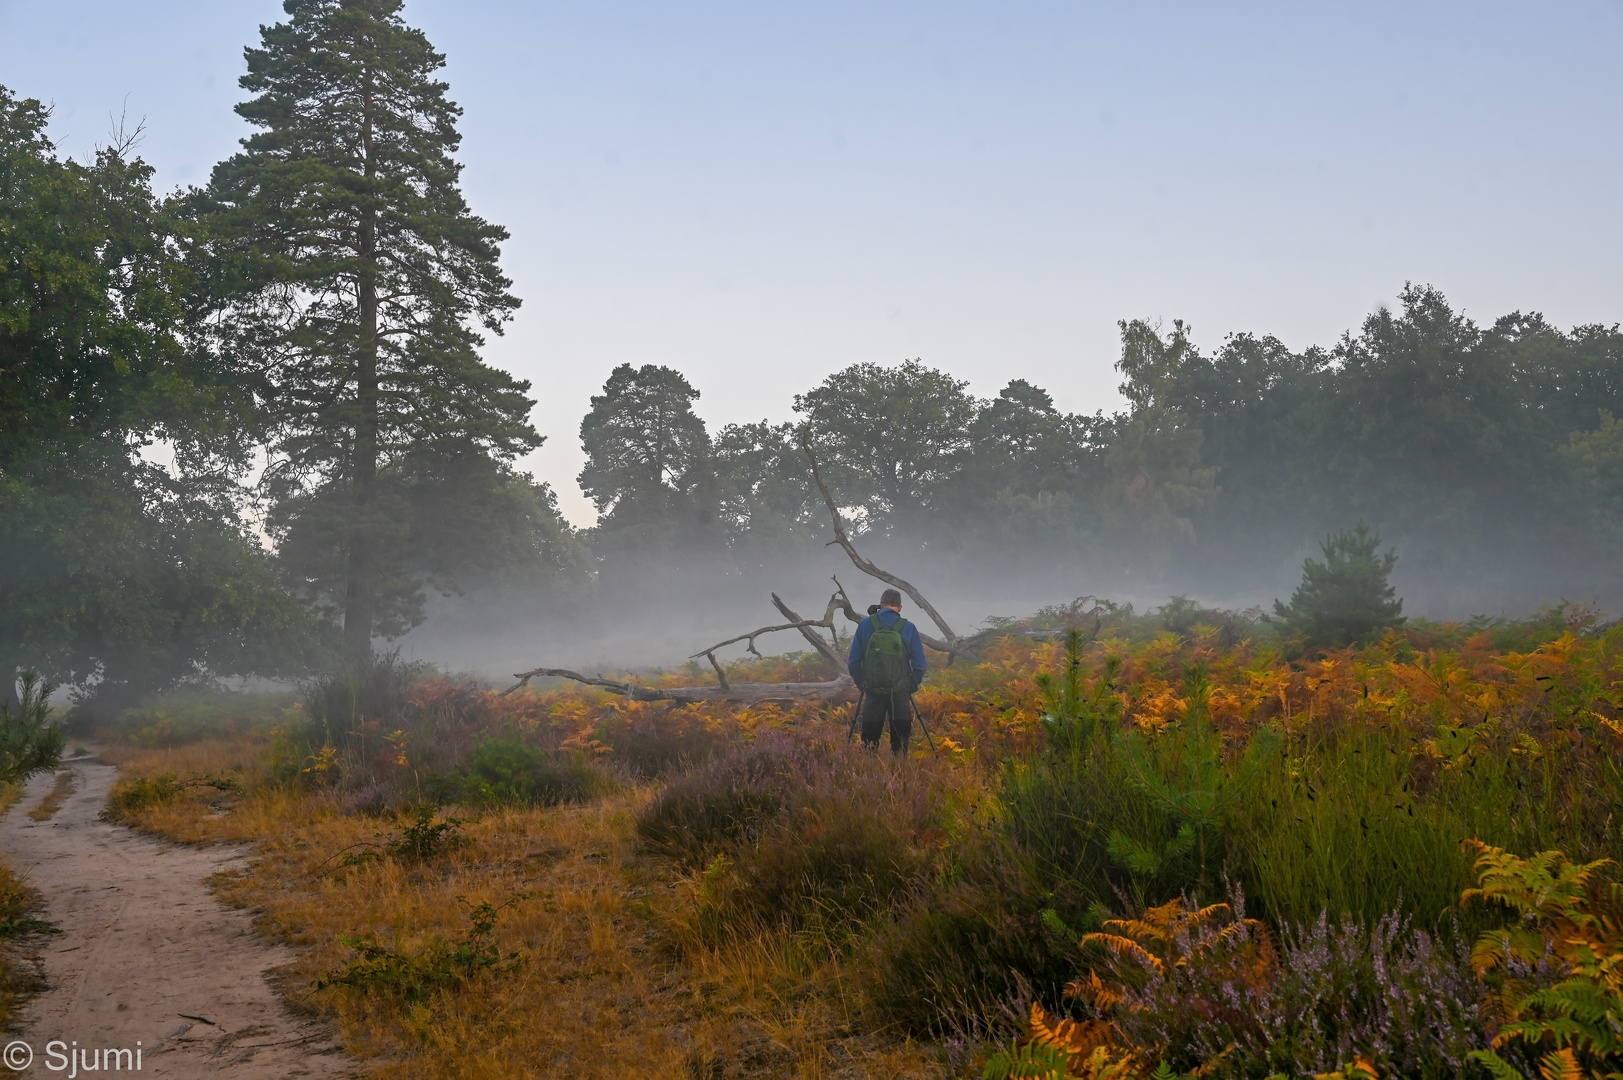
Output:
top-left (0, 753), bottom-right (357, 1078)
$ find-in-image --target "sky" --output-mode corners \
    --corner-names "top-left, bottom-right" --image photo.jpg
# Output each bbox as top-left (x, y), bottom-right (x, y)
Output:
top-left (4, 0), bottom-right (1621, 527)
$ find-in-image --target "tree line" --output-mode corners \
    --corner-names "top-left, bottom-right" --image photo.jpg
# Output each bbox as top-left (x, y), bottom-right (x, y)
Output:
top-left (5, 0), bottom-right (1621, 712)
top-left (586, 287), bottom-right (1623, 602)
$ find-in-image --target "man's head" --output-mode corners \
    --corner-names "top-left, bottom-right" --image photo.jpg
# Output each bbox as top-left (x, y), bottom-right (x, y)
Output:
top-left (879, 588), bottom-right (903, 611)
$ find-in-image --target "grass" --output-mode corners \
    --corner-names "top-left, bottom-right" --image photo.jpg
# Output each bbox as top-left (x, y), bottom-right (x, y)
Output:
top-left (27, 770), bottom-right (75, 821)
top-left (102, 736), bottom-right (947, 1078)
top-left (0, 861), bottom-right (55, 1031)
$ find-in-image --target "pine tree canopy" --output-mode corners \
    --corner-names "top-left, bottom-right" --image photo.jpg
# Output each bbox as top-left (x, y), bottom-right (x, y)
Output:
top-left (195, 0), bottom-right (540, 654)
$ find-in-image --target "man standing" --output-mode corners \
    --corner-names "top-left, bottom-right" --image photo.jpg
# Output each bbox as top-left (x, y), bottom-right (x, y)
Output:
top-left (847, 589), bottom-right (927, 754)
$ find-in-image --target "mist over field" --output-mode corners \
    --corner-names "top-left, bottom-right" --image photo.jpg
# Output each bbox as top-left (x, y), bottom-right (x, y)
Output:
top-left (406, 528), bottom-right (1621, 681)
top-left (398, 287), bottom-right (1623, 681)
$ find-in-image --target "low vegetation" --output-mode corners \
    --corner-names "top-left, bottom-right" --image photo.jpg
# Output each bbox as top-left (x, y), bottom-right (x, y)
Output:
top-left (88, 597), bottom-right (1623, 1078)
top-left (0, 861), bottom-right (52, 1030)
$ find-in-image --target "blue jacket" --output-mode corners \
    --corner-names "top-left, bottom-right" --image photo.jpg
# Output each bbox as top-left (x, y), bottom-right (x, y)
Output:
top-left (848, 608), bottom-right (927, 692)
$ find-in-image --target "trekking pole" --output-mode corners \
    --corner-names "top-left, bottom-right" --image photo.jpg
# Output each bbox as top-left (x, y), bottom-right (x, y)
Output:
top-left (910, 695), bottom-right (938, 753)
top-left (847, 689), bottom-right (865, 743)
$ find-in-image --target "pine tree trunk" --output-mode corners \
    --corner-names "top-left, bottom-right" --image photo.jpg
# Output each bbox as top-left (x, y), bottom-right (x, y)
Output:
top-left (344, 74), bottom-right (381, 660)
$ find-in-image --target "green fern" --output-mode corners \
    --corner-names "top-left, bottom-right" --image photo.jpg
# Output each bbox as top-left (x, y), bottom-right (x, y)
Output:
top-left (983, 1041), bottom-right (1071, 1080)
top-left (1466, 1049), bottom-right (1526, 1080)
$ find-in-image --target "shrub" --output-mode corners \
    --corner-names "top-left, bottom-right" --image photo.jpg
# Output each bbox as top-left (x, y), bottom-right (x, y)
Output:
top-left (101, 773), bottom-right (241, 823)
top-left (636, 736), bottom-right (799, 867)
top-left (302, 650), bottom-right (424, 742)
top-left (1272, 523), bottom-right (1404, 648)
top-left (315, 897), bottom-right (524, 1005)
top-left (1019, 890), bottom-right (1487, 1079)
top-left (386, 806), bottom-right (467, 862)
top-left (640, 735), bottom-right (963, 946)
top-left (597, 704), bottom-right (733, 777)
top-left (102, 774), bottom-right (183, 820)
top-left (1460, 842), bottom-right (1623, 1078)
top-left (428, 733), bottom-right (605, 808)
top-left (0, 862), bottom-right (54, 938)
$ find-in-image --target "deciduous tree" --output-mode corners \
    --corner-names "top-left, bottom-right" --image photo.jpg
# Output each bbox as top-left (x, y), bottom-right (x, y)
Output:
top-left (794, 359), bottom-right (976, 535)
top-left (0, 87), bottom-right (315, 709)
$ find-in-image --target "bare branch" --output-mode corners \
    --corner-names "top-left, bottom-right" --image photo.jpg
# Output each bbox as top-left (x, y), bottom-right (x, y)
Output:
top-left (106, 97), bottom-right (147, 157)
top-left (825, 576), bottom-right (863, 625)
top-left (798, 430), bottom-right (960, 652)
top-left (692, 619), bottom-right (832, 661)
top-left (771, 594), bottom-right (849, 675)
top-left (701, 652), bottom-right (730, 691)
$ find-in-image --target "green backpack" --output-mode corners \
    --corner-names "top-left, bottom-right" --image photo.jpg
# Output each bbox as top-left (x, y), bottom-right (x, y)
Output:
top-left (862, 615), bottom-right (913, 695)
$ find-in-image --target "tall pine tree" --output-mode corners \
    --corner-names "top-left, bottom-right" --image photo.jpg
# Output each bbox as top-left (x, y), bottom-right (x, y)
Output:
top-left (198, 0), bottom-right (539, 656)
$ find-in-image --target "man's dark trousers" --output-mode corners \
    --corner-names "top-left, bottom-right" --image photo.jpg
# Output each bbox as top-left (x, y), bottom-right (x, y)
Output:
top-left (860, 689), bottom-right (912, 754)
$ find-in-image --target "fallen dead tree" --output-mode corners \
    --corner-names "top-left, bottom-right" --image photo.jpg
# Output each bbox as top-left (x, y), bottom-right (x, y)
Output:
top-left (504, 666), bottom-right (856, 705)
top-left (507, 435), bottom-right (1087, 703)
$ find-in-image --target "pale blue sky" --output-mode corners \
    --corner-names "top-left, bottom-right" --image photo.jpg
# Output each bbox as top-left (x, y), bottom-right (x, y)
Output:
top-left (4, 1), bottom-right (1621, 525)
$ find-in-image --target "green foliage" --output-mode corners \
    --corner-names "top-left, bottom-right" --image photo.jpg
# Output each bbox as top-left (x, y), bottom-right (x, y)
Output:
top-left (0, 671), bottom-right (62, 787)
top-left (102, 774), bottom-right (182, 820)
top-left (580, 285), bottom-right (1623, 602)
top-left (1460, 842), bottom-right (1623, 1072)
top-left (795, 358), bottom-right (979, 533)
top-left (0, 862), bottom-right (56, 939)
top-left (1565, 410), bottom-right (1623, 521)
top-left (1231, 728), bottom-right (1474, 926)
top-left (304, 651), bottom-right (421, 734)
top-left (578, 363), bottom-right (714, 551)
top-left (429, 734), bottom-right (602, 808)
top-left (108, 687), bottom-right (299, 746)
top-left (196, 0), bottom-right (538, 653)
top-left (712, 420), bottom-right (824, 560)
top-left (386, 806), bottom-right (466, 862)
top-left (0, 86), bottom-right (320, 706)
top-left (1273, 523), bottom-right (1405, 647)
top-left (316, 896), bottom-right (524, 1004)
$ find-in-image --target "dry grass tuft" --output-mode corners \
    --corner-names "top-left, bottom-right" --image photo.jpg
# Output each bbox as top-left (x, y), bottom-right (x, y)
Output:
top-left (27, 771), bottom-right (75, 822)
top-left (0, 861), bottom-right (52, 1030)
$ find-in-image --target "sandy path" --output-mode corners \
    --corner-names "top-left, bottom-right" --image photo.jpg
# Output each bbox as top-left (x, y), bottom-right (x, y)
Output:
top-left (0, 754), bottom-right (357, 1078)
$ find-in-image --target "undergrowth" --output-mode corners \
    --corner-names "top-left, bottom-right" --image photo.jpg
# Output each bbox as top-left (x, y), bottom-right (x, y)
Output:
top-left (88, 601), bottom-right (1623, 1078)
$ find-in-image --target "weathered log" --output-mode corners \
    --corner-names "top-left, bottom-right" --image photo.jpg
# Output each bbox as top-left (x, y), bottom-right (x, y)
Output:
top-left (504, 666), bottom-right (857, 705)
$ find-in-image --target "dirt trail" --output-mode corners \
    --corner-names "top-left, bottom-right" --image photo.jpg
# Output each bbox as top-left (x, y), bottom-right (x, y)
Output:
top-left (0, 753), bottom-right (356, 1078)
